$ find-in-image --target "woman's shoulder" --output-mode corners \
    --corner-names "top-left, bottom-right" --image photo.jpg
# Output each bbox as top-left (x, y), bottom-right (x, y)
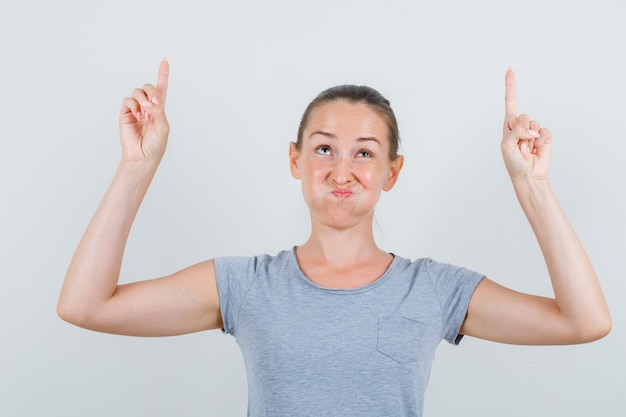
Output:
top-left (391, 255), bottom-right (483, 284)
top-left (213, 248), bottom-right (296, 272)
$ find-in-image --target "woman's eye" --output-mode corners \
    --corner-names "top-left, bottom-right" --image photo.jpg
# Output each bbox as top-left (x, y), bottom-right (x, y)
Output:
top-left (358, 149), bottom-right (373, 158)
top-left (316, 146), bottom-right (332, 155)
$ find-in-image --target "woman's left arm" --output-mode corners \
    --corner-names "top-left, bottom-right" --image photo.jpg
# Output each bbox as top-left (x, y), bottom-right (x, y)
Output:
top-left (460, 69), bottom-right (611, 345)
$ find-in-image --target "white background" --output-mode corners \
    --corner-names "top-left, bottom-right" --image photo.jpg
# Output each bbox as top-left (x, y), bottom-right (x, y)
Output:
top-left (1, 1), bottom-right (624, 416)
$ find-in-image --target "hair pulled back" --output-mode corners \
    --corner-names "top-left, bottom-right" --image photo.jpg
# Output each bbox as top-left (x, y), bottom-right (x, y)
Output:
top-left (296, 85), bottom-right (400, 160)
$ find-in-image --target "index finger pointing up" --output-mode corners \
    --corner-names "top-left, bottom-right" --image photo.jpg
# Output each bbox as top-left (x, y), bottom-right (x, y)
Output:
top-left (505, 67), bottom-right (517, 125)
top-left (156, 58), bottom-right (169, 102)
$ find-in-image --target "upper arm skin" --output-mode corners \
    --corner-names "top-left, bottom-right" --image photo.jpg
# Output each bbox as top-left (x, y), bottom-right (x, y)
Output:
top-left (60, 260), bottom-right (223, 337)
top-left (460, 278), bottom-right (608, 345)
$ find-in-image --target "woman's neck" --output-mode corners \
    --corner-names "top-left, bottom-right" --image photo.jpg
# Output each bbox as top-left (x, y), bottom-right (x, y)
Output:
top-left (295, 221), bottom-right (393, 288)
top-left (303, 219), bottom-right (382, 262)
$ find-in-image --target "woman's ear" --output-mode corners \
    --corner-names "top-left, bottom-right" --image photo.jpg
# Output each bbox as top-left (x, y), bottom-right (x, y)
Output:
top-left (289, 142), bottom-right (301, 179)
top-left (382, 155), bottom-right (404, 191)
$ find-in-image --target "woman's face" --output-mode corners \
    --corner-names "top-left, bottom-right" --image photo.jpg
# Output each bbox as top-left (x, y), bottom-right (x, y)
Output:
top-left (289, 99), bottom-right (404, 230)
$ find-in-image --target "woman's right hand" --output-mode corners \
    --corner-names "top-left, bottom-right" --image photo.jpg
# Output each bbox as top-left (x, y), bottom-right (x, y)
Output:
top-left (119, 59), bottom-right (170, 164)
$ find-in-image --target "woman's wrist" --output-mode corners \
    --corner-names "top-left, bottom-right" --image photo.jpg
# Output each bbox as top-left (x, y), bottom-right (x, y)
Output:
top-left (117, 158), bottom-right (159, 184)
top-left (510, 177), bottom-right (556, 218)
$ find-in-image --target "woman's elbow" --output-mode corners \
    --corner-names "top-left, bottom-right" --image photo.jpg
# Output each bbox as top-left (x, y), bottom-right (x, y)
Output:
top-left (590, 315), bottom-right (612, 341)
top-left (573, 314), bottom-right (612, 343)
top-left (57, 299), bottom-right (84, 327)
top-left (56, 298), bottom-right (100, 330)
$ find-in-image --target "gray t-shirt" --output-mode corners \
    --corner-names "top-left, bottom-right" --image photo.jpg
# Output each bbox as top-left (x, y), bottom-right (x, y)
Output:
top-left (214, 248), bottom-right (484, 417)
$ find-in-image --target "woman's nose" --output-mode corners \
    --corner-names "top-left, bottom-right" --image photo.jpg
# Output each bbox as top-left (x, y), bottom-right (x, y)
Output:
top-left (331, 157), bottom-right (353, 185)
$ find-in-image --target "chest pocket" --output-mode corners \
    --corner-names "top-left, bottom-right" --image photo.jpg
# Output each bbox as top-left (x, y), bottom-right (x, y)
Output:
top-left (377, 316), bottom-right (425, 364)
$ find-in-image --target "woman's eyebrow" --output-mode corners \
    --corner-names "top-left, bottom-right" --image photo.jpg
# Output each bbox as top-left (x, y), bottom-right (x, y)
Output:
top-left (308, 130), bottom-right (336, 140)
top-left (356, 136), bottom-right (381, 145)
top-left (309, 130), bottom-right (381, 144)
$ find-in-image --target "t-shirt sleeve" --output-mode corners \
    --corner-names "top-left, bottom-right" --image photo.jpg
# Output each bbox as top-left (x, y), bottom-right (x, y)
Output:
top-left (425, 259), bottom-right (484, 345)
top-left (214, 255), bottom-right (263, 336)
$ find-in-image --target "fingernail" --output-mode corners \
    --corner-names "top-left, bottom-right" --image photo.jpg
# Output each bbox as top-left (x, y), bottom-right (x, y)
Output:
top-left (139, 100), bottom-right (152, 107)
top-left (151, 97), bottom-right (158, 105)
top-left (528, 129), bottom-right (540, 137)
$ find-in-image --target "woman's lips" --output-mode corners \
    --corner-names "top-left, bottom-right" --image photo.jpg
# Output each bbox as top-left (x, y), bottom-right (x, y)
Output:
top-left (332, 189), bottom-right (352, 198)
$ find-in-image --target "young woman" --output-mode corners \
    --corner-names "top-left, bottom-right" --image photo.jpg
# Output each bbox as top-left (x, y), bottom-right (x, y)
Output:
top-left (58, 60), bottom-right (611, 416)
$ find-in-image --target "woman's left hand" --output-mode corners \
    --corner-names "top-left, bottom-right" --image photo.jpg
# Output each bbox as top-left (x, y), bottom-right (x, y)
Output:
top-left (501, 69), bottom-right (552, 181)
top-left (460, 69), bottom-right (611, 345)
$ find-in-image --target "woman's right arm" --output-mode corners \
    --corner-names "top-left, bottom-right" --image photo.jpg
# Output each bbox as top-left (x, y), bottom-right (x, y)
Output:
top-left (57, 60), bottom-right (223, 336)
